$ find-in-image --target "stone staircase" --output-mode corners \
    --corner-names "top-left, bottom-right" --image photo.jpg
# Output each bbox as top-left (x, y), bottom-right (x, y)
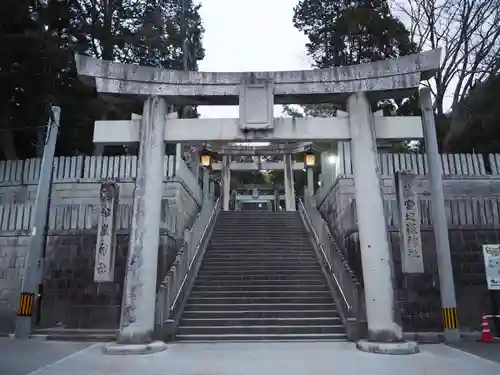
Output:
top-left (176, 211), bottom-right (347, 341)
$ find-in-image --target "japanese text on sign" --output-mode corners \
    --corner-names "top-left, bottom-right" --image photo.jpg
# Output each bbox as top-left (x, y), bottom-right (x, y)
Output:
top-left (482, 244), bottom-right (500, 290)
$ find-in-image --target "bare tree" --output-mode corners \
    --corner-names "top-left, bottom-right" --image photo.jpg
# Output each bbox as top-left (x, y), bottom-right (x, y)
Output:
top-left (393, 0), bottom-right (500, 116)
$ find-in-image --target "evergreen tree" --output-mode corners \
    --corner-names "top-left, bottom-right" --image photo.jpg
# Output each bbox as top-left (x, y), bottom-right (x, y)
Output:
top-left (294, 0), bottom-right (416, 68)
top-left (291, 0), bottom-right (418, 119)
top-left (446, 74), bottom-right (500, 153)
top-left (0, 0), bottom-right (205, 159)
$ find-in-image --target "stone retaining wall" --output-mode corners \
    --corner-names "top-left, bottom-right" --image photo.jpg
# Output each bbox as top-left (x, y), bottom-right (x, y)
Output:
top-left (0, 180), bottom-right (199, 333)
top-left (340, 228), bottom-right (499, 332)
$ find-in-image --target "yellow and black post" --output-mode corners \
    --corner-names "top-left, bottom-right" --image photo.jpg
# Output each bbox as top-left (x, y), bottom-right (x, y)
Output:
top-left (17, 292), bottom-right (35, 317)
top-left (442, 307), bottom-right (459, 331)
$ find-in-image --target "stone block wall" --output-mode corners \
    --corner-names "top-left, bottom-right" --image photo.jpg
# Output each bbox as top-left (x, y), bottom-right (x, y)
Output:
top-left (0, 236), bottom-right (29, 333)
top-left (0, 178), bottom-right (200, 332)
top-left (339, 228), bottom-right (497, 332)
top-left (320, 175), bottom-right (500, 333)
top-left (0, 230), bottom-right (182, 332)
top-left (39, 231), bottom-right (179, 329)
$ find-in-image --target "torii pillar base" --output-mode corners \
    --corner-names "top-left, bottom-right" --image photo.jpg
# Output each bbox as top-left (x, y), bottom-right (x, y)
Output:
top-left (356, 340), bottom-right (419, 355)
top-left (103, 341), bottom-right (167, 355)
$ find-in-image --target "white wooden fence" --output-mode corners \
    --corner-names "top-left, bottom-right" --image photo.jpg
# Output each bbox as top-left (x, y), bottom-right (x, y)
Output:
top-left (335, 141), bottom-right (491, 176)
top-left (0, 200), bottom-right (180, 233)
top-left (0, 155), bottom-right (177, 185)
top-left (0, 155), bottom-right (204, 234)
top-left (331, 197), bottom-right (500, 231)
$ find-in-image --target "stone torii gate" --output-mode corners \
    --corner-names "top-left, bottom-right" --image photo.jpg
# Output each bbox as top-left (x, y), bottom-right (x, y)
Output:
top-left (76, 49), bottom-right (458, 354)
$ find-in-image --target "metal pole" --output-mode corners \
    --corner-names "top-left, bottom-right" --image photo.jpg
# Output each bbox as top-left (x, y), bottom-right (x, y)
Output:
top-left (307, 168), bottom-right (314, 197)
top-left (15, 106), bottom-right (61, 339)
top-left (420, 87), bottom-right (460, 342)
top-left (222, 156), bottom-right (231, 211)
top-left (202, 167), bottom-right (210, 203)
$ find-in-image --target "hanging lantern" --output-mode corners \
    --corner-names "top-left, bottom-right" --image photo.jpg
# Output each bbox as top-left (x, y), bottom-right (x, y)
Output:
top-left (200, 148), bottom-right (212, 168)
top-left (304, 149), bottom-right (316, 167)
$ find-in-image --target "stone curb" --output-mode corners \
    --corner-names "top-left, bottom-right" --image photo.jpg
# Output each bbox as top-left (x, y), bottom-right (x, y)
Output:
top-left (1, 333), bottom-right (48, 340)
top-left (356, 340), bottom-right (419, 355)
top-left (103, 341), bottom-right (167, 355)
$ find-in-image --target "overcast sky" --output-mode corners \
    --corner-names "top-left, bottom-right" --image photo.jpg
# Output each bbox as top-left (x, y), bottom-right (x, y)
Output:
top-left (196, 0), bottom-right (451, 118)
top-left (197, 0), bottom-right (310, 119)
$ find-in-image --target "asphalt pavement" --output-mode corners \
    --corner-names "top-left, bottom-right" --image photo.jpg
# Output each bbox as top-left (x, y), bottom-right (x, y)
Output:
top-left (0, 337), bottom-right (91, 375)
top-left (0, 340), bottom-right (499, 375)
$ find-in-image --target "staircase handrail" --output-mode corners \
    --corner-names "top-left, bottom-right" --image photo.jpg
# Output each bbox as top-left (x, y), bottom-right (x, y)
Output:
top-left (298, 197), bottom-right (366, 329)
top-left (156, 197), bottom-right (220, 328)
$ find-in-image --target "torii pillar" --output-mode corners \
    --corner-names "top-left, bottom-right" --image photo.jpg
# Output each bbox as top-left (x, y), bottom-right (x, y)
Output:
top-left (283, 153), bottom-right (296, 211)
top-left (346, 93), bottom-right (417, 354)
top-left (105, 97), bottom-right (168, 355)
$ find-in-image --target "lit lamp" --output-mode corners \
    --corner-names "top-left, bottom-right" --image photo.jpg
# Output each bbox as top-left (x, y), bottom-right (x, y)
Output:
top-left (200, 148), bottom-right (212, 168)
top-left (304, 149), bottom-right (316, 197)
top-left (304, 149), bottom-right (316, 168)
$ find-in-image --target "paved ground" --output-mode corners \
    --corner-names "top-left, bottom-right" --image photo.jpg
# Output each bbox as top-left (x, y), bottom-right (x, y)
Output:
top-left (1, 340), bottom-right (499, 375)
top-left (0, 338), bottom-right (91, 375)
top-left (449, 341), bottom-right (500, 364)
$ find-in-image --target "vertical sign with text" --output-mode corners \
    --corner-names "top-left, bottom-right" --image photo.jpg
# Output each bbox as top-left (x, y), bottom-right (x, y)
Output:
top-left (482, 244), bottom-right (500, 290)
top-left (396, 170), bottom-right (424, 274)
top-left (94, 181), bottom-right (119, 282)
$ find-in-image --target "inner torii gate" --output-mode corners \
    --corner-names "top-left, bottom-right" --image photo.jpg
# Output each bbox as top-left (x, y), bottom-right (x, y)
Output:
top-left (75, 49), bottom-right (458, 353)
top-left (209, 141), bottom-right (312, 211)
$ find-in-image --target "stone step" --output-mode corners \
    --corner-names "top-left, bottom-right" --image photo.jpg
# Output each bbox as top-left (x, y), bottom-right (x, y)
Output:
top-left (197, 269), bottom-right (323, 277)
top-left (190, 290), bottom-right (331, 298)
top-left (177, 324), bottom-right (345, 336)
top-left (193, 280), bottom-right (328, 292)
top-left (215, 220), bottom-right (302, 224)
top-left (187, 296), bottom-right (333, 304)
top-left (195, 275), bottom-right (325, 282)
top-left (185, 303), bottom-right (336, 311)
top-left (205, 250), bottom-right (314, 255)
top-left (215, 225), bottom-right (303, 228)
top-left (204, 252), bottom-right (316, 258)
top-left (176, 333), bottom-right (348, 341)
top-left (212, 228), bottom-right (306, 233)
top-left (208, 241), bottom-right (311, 246)
top-left (196, 274), bottom-right (324, 281)
top-left (217, 212), bottom-right (299, 216)
top-left (182, 310), bottom-right (339, 319)
top-left (217, 216), bottom-right (301, 219)
top-left (213, 230), bottom-right (305, 234)
top-left (211, 226), bottom-right (306, 230)
top-left (207, 247), bottom-right (313, 252)
top-left (180, 317), bottom-right (342, 327)
top-left (214, 221), bottom-right (304, 225)
top-left (202, 259), bottom-right (317, 264)
top-left (175, 211), bottom-right (346, 341)
top-left (214, 224), bottom-right (303, 228)
top-left (203, 254), bottom-right (317, 260)
top-left (200, 262), bottom-right (320, 268)
top-left (207, 248), bottom-right (313, 253)
top-left (199, 265), bottom-right (321, 272)
top-left (202, 257), bottom-right (315, 262)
